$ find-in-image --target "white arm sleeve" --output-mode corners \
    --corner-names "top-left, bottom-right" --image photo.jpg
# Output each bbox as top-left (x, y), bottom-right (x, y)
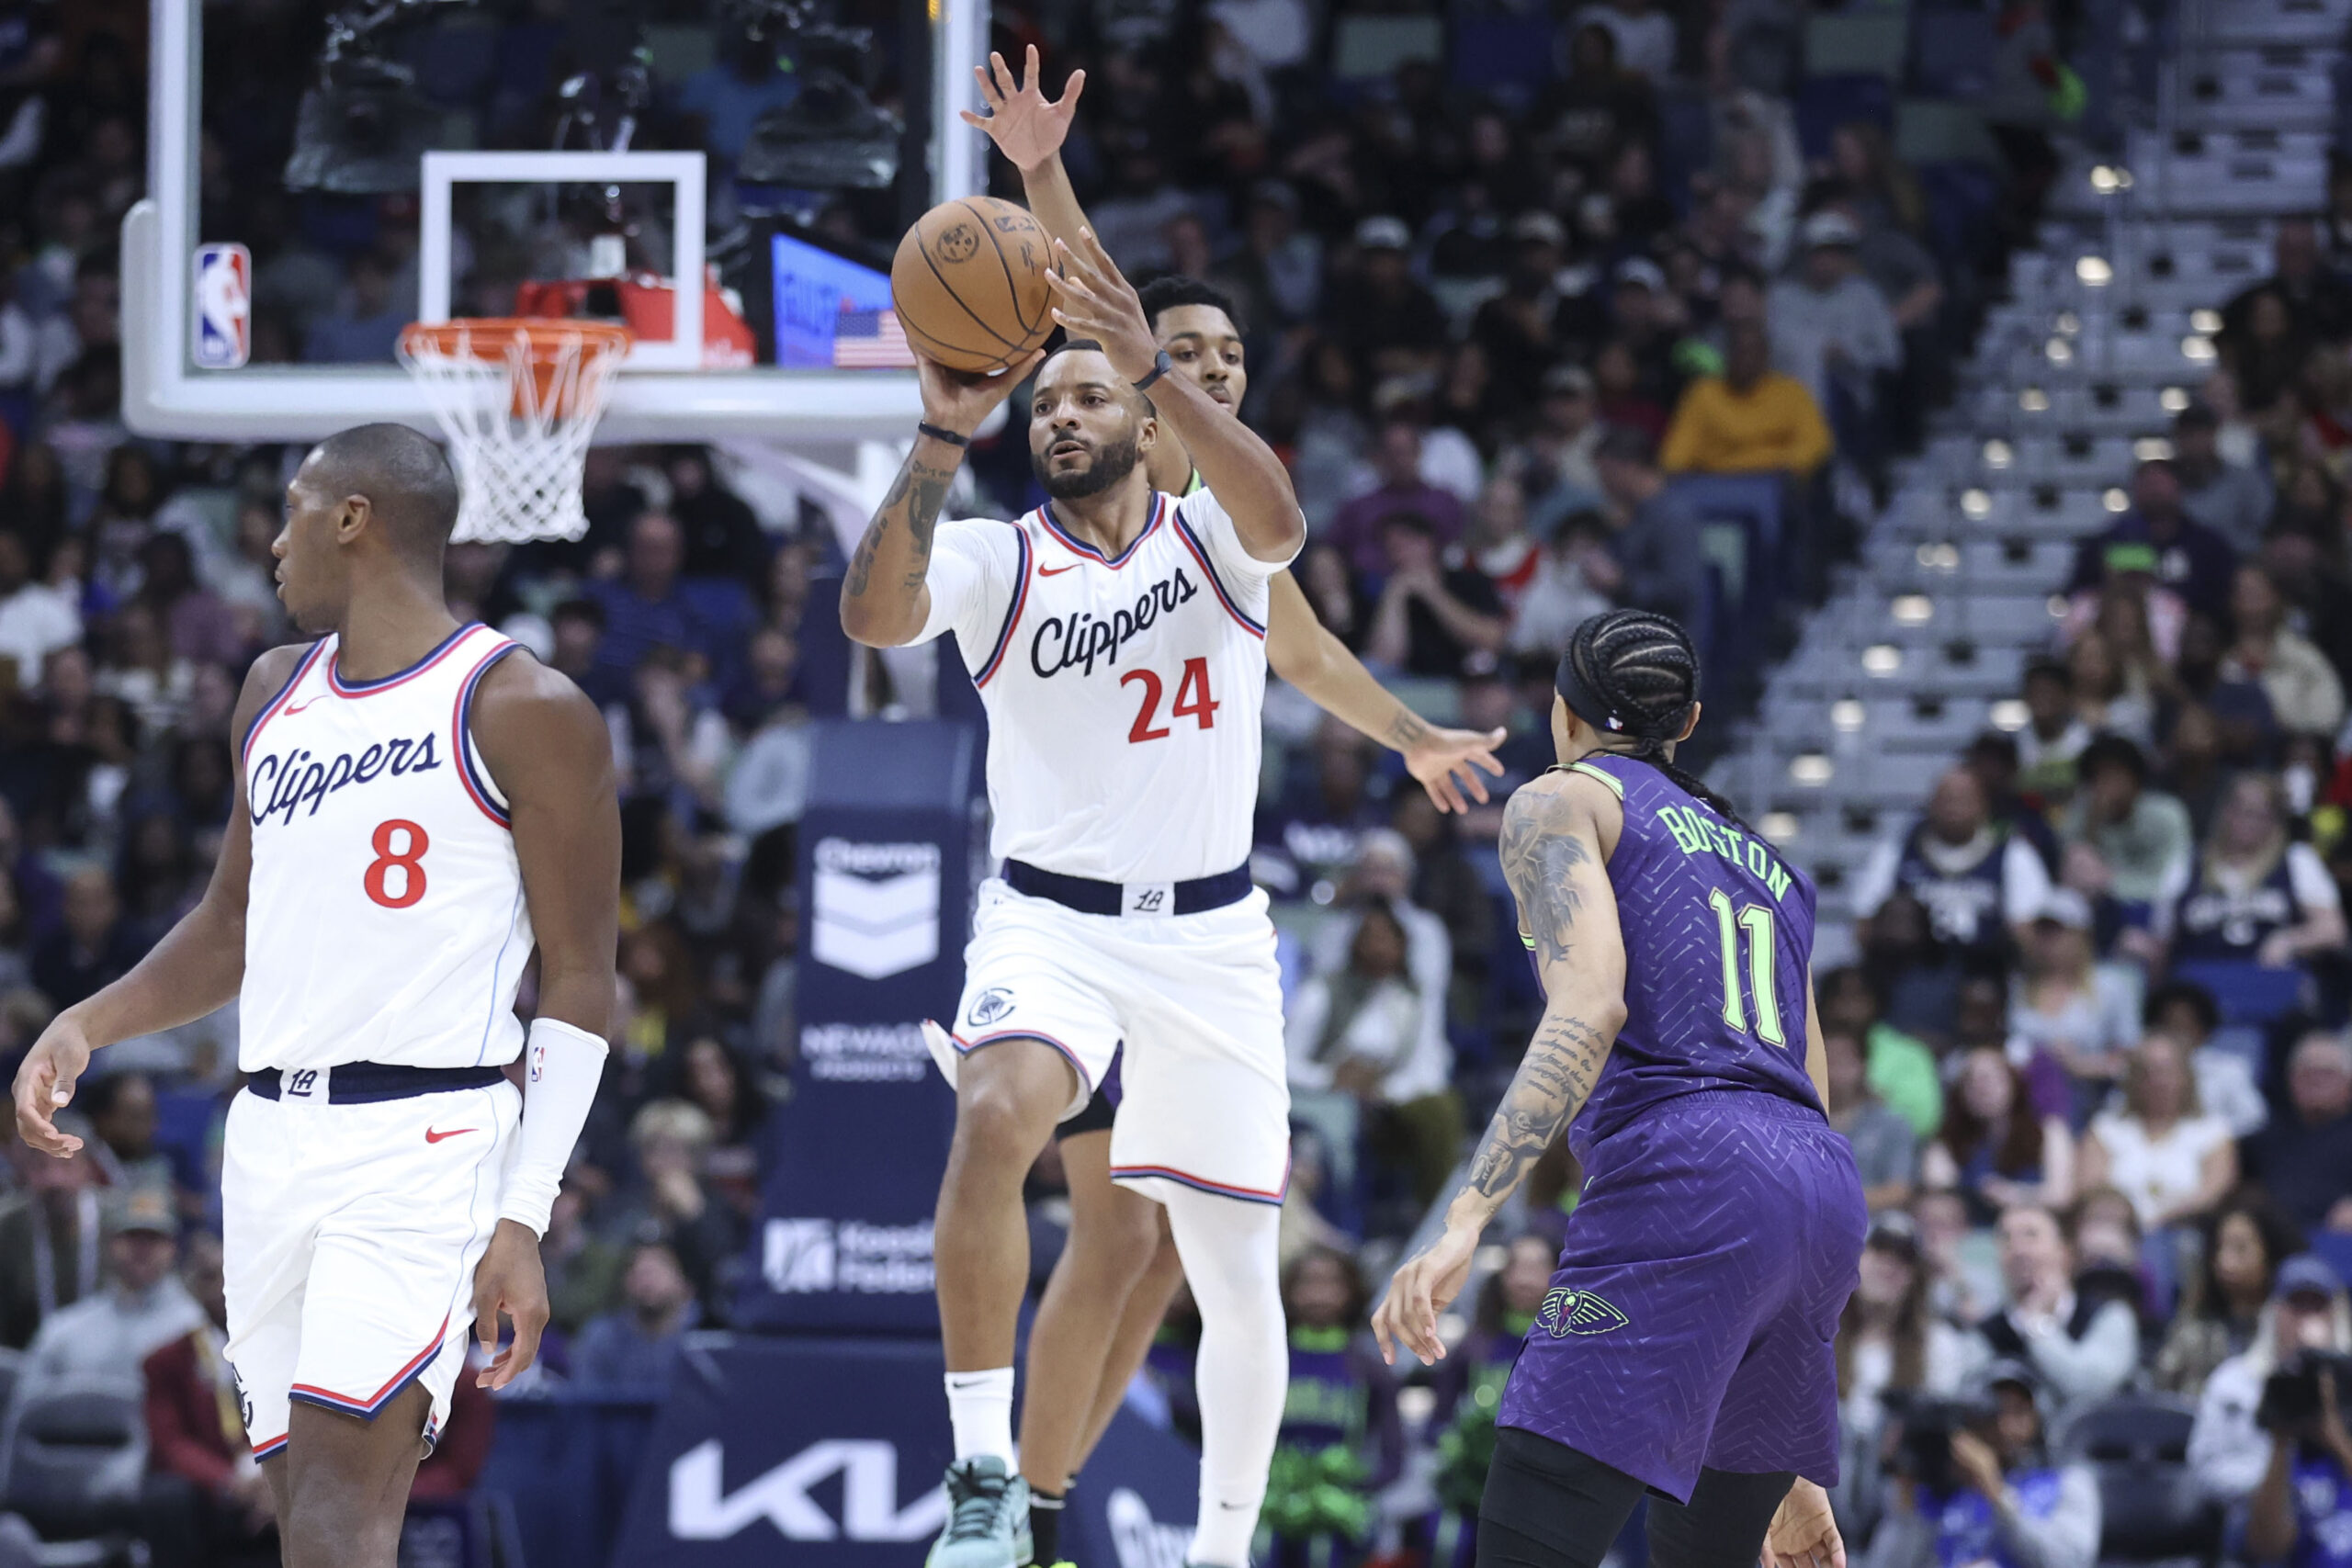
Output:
top-left (497, 1016), bottom-right (610, 1237)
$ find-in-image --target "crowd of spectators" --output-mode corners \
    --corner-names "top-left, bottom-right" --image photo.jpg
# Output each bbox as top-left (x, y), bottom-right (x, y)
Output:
top-left (1818, 187), bottom-right (2352, 1568)
top-left (12, 0), bottom-right (2304, 1566)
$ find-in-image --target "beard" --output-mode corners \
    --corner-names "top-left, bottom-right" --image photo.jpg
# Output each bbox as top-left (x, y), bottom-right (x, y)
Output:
top-left (1034, 433), bottom-right (1142, 500)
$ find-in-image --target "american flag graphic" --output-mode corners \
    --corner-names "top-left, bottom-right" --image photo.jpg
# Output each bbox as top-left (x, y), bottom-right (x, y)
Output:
top-left (832, 305), bottom-right (916, 368)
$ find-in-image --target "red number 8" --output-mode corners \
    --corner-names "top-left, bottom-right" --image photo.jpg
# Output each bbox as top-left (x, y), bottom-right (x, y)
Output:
top-left (365, 819), bottom-right (430, 908)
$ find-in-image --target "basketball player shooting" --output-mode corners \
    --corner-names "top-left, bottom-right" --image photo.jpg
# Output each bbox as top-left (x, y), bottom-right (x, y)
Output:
top-left (11, 425), bottom-right (618, 1568)
top-left (841, 229), bottom-right (1302, 1568)
top-left (959, 49), bottom-right (1510, 1562)
top-left (963, 48), bottom-right (1507, 818)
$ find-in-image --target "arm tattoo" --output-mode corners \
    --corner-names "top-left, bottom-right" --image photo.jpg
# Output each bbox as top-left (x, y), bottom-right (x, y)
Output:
top-left (843, 515), bottom-right (884, 598)
top-left (1385, 708), bottom-right (1431, 750)
top-left (1460, 783), bottom-right (1617, 1206)
top-left (1464, 1011), bottom-right (1611, 1201)
top-left (843, 452), bottom-right (959, 604)
top-left (1499, 785), bottom-right (1592, 967)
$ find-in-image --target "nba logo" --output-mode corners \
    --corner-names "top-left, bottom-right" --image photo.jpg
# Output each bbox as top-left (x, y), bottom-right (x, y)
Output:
top-left (193, 243), bottom-right (251, 369)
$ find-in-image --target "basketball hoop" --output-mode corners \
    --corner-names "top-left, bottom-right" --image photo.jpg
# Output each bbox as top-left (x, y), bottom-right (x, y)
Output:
top-left (397, 319), bottom-right (632, 544)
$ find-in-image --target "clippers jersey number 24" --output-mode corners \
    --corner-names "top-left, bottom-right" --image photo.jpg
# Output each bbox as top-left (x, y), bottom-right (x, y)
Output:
top-left (1122, 658), bottom-right (1220, 743)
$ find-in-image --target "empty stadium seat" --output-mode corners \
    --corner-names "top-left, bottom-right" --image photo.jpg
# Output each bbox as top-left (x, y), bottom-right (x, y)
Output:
top-left (0, 1383), bottom-right (145, 1516)
top-left (2058, 1394), bottom-right (2222, 1562)
top-left (0, 1381), bottom-right (148, 1564)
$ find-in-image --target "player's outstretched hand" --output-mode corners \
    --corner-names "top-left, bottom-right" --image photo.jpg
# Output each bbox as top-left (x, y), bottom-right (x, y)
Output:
top-left (1763, 1478), bottom-right (1845, 1568)
top-left (1372, 1220), bottom-right (1478, 1367)
top-left (1046, 231), bottom-right (1158, 386)
top-left (959, 46), bottom-right (1084, 174)
top-left (472, 1218), bottom-right (551, 1391)
top-left (12, 1013), bottom-right (92, 1156)
top-left (915, 349), bottom-right (1047, 441)
top-left (1405, 725), bottom-right (1509, 814)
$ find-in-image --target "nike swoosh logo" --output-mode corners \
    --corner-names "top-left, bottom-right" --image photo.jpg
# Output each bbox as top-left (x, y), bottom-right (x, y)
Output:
top-left (1039, 563), bottom-right (1080, 577)
top-left (424, 1126), bottom-right (479, 1145)
top-left (283, 696), bottom-right (323, 715)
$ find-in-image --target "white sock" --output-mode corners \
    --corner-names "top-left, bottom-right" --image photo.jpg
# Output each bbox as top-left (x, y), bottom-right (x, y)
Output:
top-left (1161, 1187), bottom-right (1284, 1568)
top-left (944, 1367), bottom-right (1017, 1465)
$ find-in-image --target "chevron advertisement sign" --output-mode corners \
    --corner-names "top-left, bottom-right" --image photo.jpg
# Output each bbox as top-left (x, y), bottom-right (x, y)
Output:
top-left (741, 720), bottom-right (972, 1333)
top-left (810, 839), bottom-right (941, 979)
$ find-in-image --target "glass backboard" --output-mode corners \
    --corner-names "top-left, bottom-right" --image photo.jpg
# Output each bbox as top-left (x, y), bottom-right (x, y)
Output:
top-left (126, 0), bottom-right (989, 445)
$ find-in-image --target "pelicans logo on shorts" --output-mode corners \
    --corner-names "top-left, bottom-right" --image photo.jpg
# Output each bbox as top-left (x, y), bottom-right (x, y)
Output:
top-left (967, 988), bottom-right (1015, 1027)
top-left (1537, 1288), bottom-right (1629, 1338)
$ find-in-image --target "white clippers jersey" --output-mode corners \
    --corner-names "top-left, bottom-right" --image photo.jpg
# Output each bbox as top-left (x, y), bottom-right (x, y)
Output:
top-left (917, 488), bottom-right (1295, 884)
top-left (236, 624), bottom-right (534, 1073)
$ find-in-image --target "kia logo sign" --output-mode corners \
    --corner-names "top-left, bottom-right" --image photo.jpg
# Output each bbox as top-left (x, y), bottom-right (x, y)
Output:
top-left (810, 839), bottom-right (940, 979)
top-left (1106, 1488), bottom-right (1193, 1568)
top-left (669, 1439), bottom-right (947, 1542)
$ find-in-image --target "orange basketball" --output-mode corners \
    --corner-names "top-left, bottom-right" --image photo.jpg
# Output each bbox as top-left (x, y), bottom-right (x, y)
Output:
top-left (890, 197), bottom-right (1056, 374)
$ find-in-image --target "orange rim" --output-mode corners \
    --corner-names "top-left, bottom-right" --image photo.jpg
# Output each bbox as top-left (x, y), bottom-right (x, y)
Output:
top-left (399, 318), bottom-right (634, 361)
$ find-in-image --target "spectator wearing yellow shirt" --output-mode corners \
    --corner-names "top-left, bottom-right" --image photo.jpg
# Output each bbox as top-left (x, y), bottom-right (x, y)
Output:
top-left (1658, 320), bottom-right (1835, 476)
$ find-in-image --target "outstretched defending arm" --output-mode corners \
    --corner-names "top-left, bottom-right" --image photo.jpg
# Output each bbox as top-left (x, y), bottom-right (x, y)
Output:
top-left (466, 653), bottom-right (621, 1388)
top-left (1266, 576), bottom-right (1508, 813)
top-left (12, 644), bottom-right (304, 1155)
top-left (961, 47), bottom-right (1091, 253)
top-left (1373, 771), bottom-right (1627, 1365)
top-left (1046, 229), bottom-right (1303, 564)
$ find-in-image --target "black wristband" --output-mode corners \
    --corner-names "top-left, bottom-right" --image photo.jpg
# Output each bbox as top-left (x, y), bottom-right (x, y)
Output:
top-left (1133, 349), bottom-right (1173, 392)
top-left (917, 422), bottom-right (970, 448)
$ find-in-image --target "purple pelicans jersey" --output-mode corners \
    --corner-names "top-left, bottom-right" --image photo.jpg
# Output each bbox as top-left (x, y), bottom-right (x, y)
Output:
top-left (1540, 754), bottom-right (1824, 1158)
top-left (1498, 754), bottom-right (1866, 1503)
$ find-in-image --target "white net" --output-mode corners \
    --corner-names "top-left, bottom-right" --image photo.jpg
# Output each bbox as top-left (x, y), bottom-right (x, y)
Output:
top-left (397, 320), bottom-right (631, 544)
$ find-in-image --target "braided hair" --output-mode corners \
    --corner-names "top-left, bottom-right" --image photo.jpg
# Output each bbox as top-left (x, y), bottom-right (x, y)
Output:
top-left (1555, 610), bottom-right (1746, 825)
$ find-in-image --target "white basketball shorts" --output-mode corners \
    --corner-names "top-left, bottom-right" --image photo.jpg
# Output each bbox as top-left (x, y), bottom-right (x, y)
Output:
top-left (930, 877), bottom-right (1292, 1207)
top-left (220, 1068), bottom-right (519, 1460)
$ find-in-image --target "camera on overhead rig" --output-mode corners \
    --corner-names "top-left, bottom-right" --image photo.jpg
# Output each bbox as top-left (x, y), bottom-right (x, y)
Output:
top-left (726, 0), bottom-right (902, 192)
top-left (285, 0), bottom-right (478, 194)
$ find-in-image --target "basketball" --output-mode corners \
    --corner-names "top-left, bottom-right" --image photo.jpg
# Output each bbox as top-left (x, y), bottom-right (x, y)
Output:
top-left (890, 196), bottom-right (1056, 375)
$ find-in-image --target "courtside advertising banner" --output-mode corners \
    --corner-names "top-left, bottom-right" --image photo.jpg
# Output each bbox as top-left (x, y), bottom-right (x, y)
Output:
top-left (613, 1337), bottom-right (1199, 1568)
top-left (738, 721), bottom-right (977, 1332)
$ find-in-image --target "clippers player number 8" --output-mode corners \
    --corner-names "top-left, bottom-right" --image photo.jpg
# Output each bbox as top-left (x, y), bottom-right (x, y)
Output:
top-left (12, 425), bottom-right (621, 1568)
top-left (365, 820), bottom-right (430, 908)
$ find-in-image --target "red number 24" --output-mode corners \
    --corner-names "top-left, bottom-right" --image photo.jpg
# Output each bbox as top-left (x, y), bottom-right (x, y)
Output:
top-left (1121, 658), bottom-right (1220, 743)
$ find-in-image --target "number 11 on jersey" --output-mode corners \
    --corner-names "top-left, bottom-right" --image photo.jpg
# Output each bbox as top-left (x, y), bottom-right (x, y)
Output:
top-left (1708, 889), bottom-right (1785, 1046)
